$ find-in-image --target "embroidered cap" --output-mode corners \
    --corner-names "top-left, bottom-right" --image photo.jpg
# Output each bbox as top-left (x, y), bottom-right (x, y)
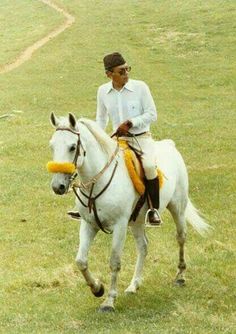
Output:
top-left (103, 52), bottom-right (126, 71)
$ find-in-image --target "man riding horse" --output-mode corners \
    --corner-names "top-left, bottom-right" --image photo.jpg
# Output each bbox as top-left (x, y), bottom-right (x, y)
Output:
top-left (69, 52), bottom-right (161, 225)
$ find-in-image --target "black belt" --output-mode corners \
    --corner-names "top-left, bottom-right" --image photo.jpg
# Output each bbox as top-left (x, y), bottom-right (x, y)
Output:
top-left (118, 131), bottom-right (148, 138)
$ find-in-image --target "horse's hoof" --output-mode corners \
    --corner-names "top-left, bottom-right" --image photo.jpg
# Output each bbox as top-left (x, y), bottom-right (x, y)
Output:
top-left (125, 289), bottom-right (136, 295)
top-left (99, 305), bottom-right (115, 313)
top-left (92, 283), bottom-right (105, 298)
top-left (174, 278), bottom-right (186, 286)
top-left (125, 286), bottom-right (137, 294)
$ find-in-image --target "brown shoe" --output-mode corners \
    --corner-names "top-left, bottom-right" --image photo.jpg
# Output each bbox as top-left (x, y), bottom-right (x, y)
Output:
top-left (148, 209), bottom-right (162, 226)
top-left (67, 210), bottom-right (81, 220)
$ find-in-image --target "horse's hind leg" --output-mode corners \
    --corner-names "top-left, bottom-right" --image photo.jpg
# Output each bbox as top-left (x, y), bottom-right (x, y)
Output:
top-left (76, 220), bottom-right (104, 297)
top-left (125, 223), bottom-right (148, 294)
top-left (168, 203), bottom-right (187, 286)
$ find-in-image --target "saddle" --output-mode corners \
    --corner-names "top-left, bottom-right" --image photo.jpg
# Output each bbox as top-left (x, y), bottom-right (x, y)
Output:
top-left (118, 140), bottom-right (164, 195)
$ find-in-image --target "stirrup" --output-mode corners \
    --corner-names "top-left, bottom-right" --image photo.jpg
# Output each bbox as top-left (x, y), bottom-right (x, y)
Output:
top-left (145, 208), bottom-right (162, 227)
top-left (67, 210), bottom-right (81, 220)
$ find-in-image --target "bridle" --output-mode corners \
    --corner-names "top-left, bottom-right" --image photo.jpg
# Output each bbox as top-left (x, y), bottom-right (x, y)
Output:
top-left (55, 127), bottom-right (120, 234)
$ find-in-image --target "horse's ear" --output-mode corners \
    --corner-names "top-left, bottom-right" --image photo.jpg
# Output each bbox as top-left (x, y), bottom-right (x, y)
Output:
top-left (69, 113), bottom-right (77, 129)
top-left (50, 112), bottom-right (59, 127)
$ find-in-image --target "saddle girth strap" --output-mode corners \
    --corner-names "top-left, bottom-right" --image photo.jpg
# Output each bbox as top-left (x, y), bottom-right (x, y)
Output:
top-left (129, 192), bottom-right (147, 222)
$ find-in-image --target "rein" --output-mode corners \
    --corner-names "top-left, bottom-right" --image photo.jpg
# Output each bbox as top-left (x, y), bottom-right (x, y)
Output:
top-left (72, 161), bottom-right (118, 234)
top-left (72, 143), bottom-right (119, 189)
top-left (71, 143), bottom-right (119, 234)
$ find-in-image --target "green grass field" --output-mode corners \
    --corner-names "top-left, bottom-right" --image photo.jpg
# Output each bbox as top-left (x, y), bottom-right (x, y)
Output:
top-left (0, 1), bottom-right (235, 333)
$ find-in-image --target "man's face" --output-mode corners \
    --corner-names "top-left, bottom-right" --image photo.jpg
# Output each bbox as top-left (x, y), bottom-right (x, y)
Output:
top-left (107, 63), bottom-right (131, 87)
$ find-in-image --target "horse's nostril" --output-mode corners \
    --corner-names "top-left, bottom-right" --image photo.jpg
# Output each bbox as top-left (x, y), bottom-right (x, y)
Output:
top-left (52, 182), bottom-right (67, 195)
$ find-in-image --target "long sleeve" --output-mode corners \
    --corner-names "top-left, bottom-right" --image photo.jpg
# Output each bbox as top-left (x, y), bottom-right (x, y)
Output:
top-left (96, 86), bottom-right (109, 130)
top-left (130, 82), bottom-right (157, 130)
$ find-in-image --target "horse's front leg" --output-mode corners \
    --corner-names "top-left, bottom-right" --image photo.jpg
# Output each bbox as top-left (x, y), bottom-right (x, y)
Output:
top-left (100, 221), bottom-right (127, 312)
top-left (125, 223), bottom-right (148, 294)
top-left (76, 220), bottom-right (104, 297)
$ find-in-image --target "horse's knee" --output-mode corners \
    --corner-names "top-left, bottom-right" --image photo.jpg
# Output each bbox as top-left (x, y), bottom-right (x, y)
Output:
top-left (176, 232), bottom-right (186, 244)
top-left (110, 260), bottom-right (121, 272)
top-left (76, 256), bottom-right (87, 271)
top-left (143, 243), bottom-right (148, 257)
top-left (139, 241), bottom-right (148, 257)
top-left (110, 252), bottom-right (121, 272)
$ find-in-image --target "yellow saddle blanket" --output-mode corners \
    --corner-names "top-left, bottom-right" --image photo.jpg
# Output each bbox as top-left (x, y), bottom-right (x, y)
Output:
top-left (119, 140), bottom-right (164, 195)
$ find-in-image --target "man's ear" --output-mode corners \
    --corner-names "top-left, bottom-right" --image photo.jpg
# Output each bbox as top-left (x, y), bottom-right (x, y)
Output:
top-left (106, 70), bottom-right (113, 79)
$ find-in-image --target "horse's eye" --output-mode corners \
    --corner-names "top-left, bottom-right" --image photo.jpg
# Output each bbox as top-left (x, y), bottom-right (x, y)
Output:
top-left (69, 144), bottom-right (76, 152)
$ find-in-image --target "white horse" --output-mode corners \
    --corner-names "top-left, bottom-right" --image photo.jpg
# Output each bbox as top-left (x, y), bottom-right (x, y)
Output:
top-left (48, 112), bottom-right (210, 312)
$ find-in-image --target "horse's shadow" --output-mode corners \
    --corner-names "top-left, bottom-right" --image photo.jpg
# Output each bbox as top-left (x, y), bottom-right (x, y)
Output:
top-left (118, 281), bottom-right (186, 313)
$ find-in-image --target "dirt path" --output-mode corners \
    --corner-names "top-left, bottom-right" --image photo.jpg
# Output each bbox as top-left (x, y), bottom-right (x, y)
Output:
top-left (0, 0), bottom-right (75, 74)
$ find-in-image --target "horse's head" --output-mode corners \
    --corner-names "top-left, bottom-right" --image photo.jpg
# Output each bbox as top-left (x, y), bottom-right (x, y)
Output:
top-left (47, 112), bottom-right (85, 195)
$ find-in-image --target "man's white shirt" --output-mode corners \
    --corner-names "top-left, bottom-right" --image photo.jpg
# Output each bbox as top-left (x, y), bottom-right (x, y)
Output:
top-left (96, 79), bottom-right (157, 134)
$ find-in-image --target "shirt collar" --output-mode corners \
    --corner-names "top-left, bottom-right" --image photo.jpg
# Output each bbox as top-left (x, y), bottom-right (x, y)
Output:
top-left (106, 79), bottom-right (134, 94)
top-left (106, 82), bottom-right (114, 94)
top-left (124, 80), bottom-right (134, 92)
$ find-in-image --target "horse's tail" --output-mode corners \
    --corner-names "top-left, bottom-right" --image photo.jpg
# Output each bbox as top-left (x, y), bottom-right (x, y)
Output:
top-left (185, 200), bottom-right (212, 237)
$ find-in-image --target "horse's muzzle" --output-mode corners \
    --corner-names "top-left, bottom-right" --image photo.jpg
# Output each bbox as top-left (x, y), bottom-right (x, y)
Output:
top-left (52, 183), bottom-right (67, 195)
top-left (51, 175), bottom-right (70, 195)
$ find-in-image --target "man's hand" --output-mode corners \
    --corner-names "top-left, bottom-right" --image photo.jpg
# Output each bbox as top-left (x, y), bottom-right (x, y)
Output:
top-left (116, 120), bottom-right (133, 137)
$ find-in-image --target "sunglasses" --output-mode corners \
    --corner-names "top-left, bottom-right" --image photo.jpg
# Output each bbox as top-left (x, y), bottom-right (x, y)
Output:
top-left (112, 66), bottom-right (131, 76)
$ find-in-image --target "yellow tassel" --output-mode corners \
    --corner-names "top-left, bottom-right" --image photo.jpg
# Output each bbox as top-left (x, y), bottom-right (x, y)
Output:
top-left (46, 161), bottom-right (76, 174)
top-left (123, 148), bottom-right (146, 195)
top-left (157, 169), bottom-right (164, 188)
top-left (118, 139), bottom-right (164, 195)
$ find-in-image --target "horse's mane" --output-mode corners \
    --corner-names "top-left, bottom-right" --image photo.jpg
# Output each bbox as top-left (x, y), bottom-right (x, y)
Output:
top-left (78, 118), bottom-right (117, 156)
